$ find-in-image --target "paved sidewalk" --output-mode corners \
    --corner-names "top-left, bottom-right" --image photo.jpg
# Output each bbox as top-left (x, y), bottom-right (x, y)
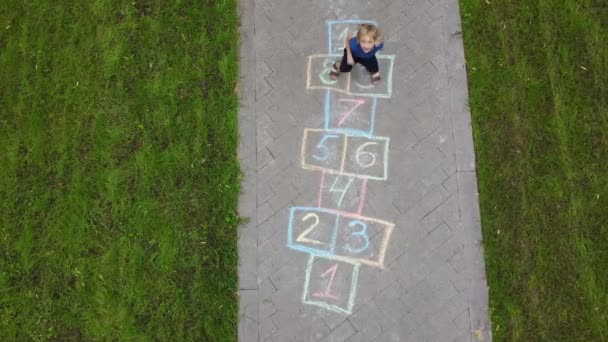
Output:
top-left (237, 0), bottom-right (491, 341)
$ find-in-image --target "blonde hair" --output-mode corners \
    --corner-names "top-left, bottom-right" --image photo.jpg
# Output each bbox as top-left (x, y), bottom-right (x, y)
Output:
top-left (357, 24), bottom-right (383, 44)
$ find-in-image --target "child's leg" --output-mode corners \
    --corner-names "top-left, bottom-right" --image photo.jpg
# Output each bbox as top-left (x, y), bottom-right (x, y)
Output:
top-left (337, 49), bottom-right (353, 72)
top-left (330, 49), bottom-right (353, 80)
top-left (359, 56), bottom-right (379, 75)
top-left (359, 56), bottom-right (381, 84)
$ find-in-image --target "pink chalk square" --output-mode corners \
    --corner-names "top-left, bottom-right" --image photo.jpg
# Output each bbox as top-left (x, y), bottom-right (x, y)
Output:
top-left (317, 173), bottom-right (367, 215)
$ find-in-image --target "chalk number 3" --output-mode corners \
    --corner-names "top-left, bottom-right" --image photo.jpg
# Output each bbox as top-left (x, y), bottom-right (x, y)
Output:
top-left (344, 220), bottom-right (370, 254)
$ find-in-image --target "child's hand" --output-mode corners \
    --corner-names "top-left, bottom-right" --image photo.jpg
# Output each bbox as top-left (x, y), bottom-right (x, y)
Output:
top-left (347, 56), bottom-right (354, 65)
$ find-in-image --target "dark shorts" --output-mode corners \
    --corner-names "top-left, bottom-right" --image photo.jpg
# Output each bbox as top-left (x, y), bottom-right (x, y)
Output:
top-left (338, 48), bottom-right (379, 74)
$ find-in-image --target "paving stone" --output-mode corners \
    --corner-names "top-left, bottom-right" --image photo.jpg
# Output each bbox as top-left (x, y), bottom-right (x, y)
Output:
top-left (256, 202), bottom-right (275, 226)
top-left (257, 183), bottom-right (275, 208)
top-left (259, 277), bottom-right (278, 300)
top-left (259, 318), bottom-right (278, 341)
top-left (268, 184), bottom-right (299, 211)
top-left (347, 302), bottom-right (384, 340)
top-left (260, 298), bottom-right (278, 320)
top-left (442, 171), bottom-right (458, 194)
top-left (325, 320), bottom-right (356, 342)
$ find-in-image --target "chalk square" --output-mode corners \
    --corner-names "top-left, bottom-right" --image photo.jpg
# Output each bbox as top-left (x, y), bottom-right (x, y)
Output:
top-left (306, 54), bottom-right (349, 93)
top-left (302, 254), bottom-right (360, 315)
top-left (318, 173), bottom-right (366, 214)
top-left (301, 128), bottom-right (347, 173)
top-left (324, 91), bottom-right (377, 137)
top-left (342, 135), bottom-right (390, 180)
top-left (348, 55), bottom-right (396, 99)
top-left (333, 212), bottom-right (395, 269)
top-left (287, 207), bottom-right (339, 255)
top-left (326, 19), bottom-right (377, 54)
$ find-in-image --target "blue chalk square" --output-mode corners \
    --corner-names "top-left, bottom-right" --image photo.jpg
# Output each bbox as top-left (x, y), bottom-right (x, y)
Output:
top-left (326, 19), bottom-right (378, 54)
top-left (287, 206), bottom-right (340, 256)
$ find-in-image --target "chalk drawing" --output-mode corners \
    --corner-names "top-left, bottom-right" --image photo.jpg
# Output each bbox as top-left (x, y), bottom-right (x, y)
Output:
top-left (356, 179), bottom-right (368, 215)
top-left (317, 173), bottom-right (366, 213)
top-left (342, 220), bottom-right (370, 254)
top-left (288, 207), bottom-right (339, 255)
top-left (306, 54), bottom-right (396, 98)
top-left (287, 206), bottom-right (394, 268)
top-left (287, 18), bottom-right (397, 315)
top-left (337, 99), bottom-right (366, 126)
top-left (317, 171), bottom-right (326, 208)
top-left (312, 263), bottom-right (339, 300)
top-left (329, 175), bottom-right (354, 207)
top-left (302, 254), bottom-right (360, 315)
top-left (324, 91), bottom-right (377, 137)
top-left (296, 212), bottom-right (327, 246)
top-left (312, 133), bottom-right (342, 161)
top-left (301, 128), bottom-right (389, 180)
top-left (319, 58), bottom-right (338, 85)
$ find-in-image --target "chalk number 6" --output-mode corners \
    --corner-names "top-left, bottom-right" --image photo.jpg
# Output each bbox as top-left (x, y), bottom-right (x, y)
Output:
top-left (355, 142), bottom-right (378, 168)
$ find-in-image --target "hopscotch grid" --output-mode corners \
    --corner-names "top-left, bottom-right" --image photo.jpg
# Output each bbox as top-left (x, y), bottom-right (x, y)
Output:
top-left (292, 18), bottom-right (397, 315)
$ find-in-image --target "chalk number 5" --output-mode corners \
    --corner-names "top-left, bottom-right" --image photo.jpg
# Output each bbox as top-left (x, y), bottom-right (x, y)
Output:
top-left (313, 134), bottom-right (340, 161)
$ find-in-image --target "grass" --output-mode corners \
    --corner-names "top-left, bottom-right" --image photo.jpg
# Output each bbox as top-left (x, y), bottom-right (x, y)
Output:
top-left (0, 0), bottom-right (240, 340)
top-left (460, 0), bottom-right (608, 340)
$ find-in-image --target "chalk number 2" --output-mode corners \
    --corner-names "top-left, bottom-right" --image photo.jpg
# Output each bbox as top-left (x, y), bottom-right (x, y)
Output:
top-left (296, 213), bottom-right (326, 246)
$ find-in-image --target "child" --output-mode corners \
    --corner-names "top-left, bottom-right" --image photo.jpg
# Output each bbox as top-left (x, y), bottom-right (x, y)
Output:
top-left (330, 24), bottom-right (384, 85)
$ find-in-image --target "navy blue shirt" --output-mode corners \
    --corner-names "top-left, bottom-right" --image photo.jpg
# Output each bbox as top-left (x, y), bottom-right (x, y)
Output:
top-left (349, 36), bottom-right (384, 59)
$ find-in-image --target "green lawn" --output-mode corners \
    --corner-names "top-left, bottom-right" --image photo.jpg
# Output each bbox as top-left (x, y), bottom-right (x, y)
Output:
top-left (460, 0), bottom-right (608, 340)
top-left (0, 1), bottom-right (240, 340)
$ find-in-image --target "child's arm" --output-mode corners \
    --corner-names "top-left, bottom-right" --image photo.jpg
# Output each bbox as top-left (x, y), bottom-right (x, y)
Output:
top-left (345, 32), bottom-right (354, 65)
